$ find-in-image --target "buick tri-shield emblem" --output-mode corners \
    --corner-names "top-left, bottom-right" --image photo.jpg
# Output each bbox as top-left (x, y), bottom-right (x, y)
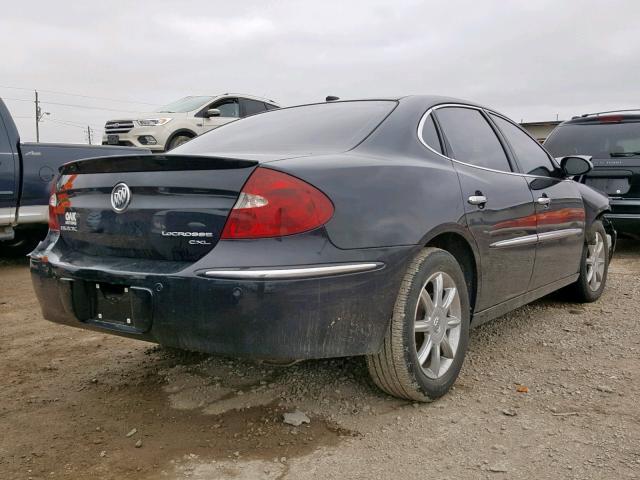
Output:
top-left (110, 183), bottom-right (131, 213)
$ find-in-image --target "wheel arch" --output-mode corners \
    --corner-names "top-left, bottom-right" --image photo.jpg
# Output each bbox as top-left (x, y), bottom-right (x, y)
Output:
top-left (596, 212), bottom-right (617, 259)
top-left (165, 129), bottom-right (197, 151)
top-left (422, 225), bottom-right (480, 314)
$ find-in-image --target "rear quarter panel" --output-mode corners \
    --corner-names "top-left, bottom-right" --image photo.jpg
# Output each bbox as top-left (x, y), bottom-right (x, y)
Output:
top-left (269, 152), bottom-right (467, 249)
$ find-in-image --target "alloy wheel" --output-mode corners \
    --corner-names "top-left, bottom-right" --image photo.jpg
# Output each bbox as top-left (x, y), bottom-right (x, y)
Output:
top-left (414, 271), bottom-right (462, 379)
top-left (586, 231), bottom-right (606, 291)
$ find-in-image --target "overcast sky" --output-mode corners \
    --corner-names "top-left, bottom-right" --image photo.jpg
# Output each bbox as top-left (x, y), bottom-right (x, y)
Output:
top-left (1, 0), bottom-right (639, 144)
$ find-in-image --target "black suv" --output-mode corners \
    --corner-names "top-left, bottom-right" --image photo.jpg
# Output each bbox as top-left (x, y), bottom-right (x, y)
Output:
top-left (545, 110), bottom-right (640, 236)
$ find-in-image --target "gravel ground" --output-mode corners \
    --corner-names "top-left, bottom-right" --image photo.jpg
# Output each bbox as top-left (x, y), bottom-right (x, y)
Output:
top-left (1, 241), bottom-right (639, 479)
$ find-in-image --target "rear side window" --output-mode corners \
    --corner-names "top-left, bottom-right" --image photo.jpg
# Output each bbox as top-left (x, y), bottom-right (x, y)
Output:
top-left (175, 100), bottom-right (397, 156)
top-left (435, 107), bottom-right (511, 172)
top-left (241, 98), bottom-right (267, 116)
top-left (490, 114), bottom-right (556, 176)
top-left (265, 103), bottom-right (279, 110)
top-left (420, 114), bottom-right (442, 154)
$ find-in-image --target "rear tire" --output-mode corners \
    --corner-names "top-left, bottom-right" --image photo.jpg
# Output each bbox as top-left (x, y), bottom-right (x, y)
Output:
top-left (566, 220), bottom-right (609, 302)
top-left (366, 247), bottom-right (470, 401)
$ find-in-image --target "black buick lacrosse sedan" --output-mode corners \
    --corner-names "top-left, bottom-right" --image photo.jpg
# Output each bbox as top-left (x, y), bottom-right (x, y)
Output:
top-left (31, 96), bottom-right (614, 401)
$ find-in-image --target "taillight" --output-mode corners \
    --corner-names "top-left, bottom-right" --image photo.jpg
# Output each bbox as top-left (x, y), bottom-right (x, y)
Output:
top-left (221, 167), bottom-right (334, 239)
top-left (599, 115), bottom-right (623, 123)
top-left (48, 190), bottom-right (60, 231)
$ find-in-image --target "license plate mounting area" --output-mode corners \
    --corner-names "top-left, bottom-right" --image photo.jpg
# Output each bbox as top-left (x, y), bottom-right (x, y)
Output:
top-left (89, 282), bottom-right (153, 333)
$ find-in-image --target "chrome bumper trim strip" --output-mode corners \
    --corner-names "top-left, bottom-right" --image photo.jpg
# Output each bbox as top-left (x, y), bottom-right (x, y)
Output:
top-left (605, 213), bottom-right (640, 219)
top-left (16, 205), bottom-right (48, 224)
top-left (205, 262), bottom-right (383, 279)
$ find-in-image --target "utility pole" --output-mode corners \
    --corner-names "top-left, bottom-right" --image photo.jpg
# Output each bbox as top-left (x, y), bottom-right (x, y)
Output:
top-left (86, 126), bottom-right (93, 145)
top-left (35, 90), bottom-right (40, 143)
top-left (34, 90), bottom-right (49, 142)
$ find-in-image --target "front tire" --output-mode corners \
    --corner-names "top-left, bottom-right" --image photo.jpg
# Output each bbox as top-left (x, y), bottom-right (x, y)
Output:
top-left (367, 247), bottom-right (470, 401)
top-left (566, 220), bottom-right (609, 302)
top-left (166, 134), bottom-right (193, 151)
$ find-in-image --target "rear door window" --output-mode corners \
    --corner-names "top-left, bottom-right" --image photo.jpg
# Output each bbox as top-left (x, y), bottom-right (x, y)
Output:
top-left (241, 98), bottom-right (267, 117)
top-left (490, 113), bottom-right (556, 176)
top-left (435, 107), bottom-right (512, 172)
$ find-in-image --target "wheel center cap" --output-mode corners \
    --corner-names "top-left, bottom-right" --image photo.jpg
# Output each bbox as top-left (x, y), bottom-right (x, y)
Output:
top-left (431, 308), bottom-right (447, 343)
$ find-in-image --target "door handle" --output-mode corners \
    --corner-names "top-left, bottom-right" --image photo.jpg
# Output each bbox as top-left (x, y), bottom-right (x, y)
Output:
top-left (468, 195), bottom-right (487, 206)
top-left (537, 196), bottom-right (551, 206)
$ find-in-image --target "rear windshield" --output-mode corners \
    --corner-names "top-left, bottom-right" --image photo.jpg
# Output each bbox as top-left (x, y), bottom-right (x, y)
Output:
top-left (545, 122), bottom-right (640, 158)
top-left (173, 100), bottom-right (397, 156)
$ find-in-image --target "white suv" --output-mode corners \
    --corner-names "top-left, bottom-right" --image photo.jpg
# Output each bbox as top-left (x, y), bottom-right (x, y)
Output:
top-left (102, 94), bottom-right (279, 152)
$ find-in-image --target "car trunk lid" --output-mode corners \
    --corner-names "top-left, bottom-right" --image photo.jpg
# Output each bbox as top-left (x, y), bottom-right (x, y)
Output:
top-left (53, 154), bottom-right (258, 262)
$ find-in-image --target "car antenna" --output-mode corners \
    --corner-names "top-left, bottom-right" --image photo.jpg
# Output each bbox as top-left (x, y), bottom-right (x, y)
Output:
top-left (325, 95), bottom-right (340, 102)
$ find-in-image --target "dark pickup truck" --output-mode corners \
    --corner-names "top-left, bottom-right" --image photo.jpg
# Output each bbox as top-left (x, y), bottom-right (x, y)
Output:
top-left (0, 98), bottom-right (149, 255)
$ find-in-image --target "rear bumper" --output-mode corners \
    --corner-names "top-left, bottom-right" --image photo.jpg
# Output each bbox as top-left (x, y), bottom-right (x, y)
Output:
top-left (30, 242), bottom-right (415, 359)
top-left (606, 214), bottom-right (640, 234)
top-left (606, 199), bottom-right (640, 234)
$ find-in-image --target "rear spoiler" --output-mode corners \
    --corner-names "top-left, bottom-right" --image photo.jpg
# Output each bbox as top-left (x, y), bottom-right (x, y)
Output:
top-left (59, 154), bottom-right (258, 175)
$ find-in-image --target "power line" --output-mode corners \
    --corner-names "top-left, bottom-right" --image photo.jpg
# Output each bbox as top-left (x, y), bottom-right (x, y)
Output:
top-left (0, 85), bottom-right (159, 106)
top-left (2, 96), bottom-right (143, 113)
top-left (45, 115), bottom-right (102, 128)
top-left (42, 100), bottom-right (143, 114)
top-left (1, 96), bottom-right (32, 103)
top-left (45, 118), bottom-right (103, 130)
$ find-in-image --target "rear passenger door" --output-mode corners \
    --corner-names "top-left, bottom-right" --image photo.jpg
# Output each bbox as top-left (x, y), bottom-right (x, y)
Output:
top-left (489, 113), bottom-right (585, 290)
top-left (432, 106), bottom-right (536, 311)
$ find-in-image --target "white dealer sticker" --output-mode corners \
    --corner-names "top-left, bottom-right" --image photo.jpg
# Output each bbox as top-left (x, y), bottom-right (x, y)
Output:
top-left (61, 211), bottom-right (78, 232)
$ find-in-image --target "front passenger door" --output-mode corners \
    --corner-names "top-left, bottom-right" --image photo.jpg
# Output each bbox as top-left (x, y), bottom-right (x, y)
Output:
top-left (434, 106), bottom-right (537, 311)
top-left (489, 114), bottom-right (585, 290)
top-left (201, 97), bottom-right (239, 133)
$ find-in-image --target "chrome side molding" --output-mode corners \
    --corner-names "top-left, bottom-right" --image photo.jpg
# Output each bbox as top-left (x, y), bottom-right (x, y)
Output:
top-left (537, 228), bottom-right (583, 242)
top-left (491, 228), bottom-right (583, 249)
top-left (490, 234), bottom-right (539, 248)
top-left (204, 262), bottom-right (383, 279)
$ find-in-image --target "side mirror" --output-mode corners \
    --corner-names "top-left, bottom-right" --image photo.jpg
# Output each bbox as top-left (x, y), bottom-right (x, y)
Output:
top-left (205, 108), bottom-right (221, 118)
top-left (559, 155), bottom-right (593, 177)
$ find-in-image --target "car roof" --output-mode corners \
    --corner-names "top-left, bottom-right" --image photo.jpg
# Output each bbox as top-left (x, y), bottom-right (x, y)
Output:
top-left (562, 109), bottom-right (640, 125)
top-left (279, 95), bottom-right (489, 111)
top-left (216, 93), bottom-right (280, 106)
